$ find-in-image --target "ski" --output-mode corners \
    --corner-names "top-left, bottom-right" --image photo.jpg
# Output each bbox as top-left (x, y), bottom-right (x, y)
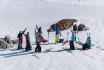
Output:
top-left (43, 48), bottom-right (53, 53)
top-left (62, 48), bottom-right (72, 53)
top-left (32, 42), bottom-right (56, 45)
top-left (32, 53), bottom-right (39, 59)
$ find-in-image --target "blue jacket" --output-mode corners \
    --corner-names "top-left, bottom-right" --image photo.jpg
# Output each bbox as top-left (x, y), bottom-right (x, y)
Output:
top-left (86, 37), bottom-right (91, 48)
top-left (71, 33), bottom-right (76, 41)
top-left (54, 27), bottom-right (61, 35)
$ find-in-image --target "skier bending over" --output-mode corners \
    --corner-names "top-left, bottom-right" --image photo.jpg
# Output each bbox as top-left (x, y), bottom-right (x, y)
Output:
top-left (36, 25), bottom-right (47, 43)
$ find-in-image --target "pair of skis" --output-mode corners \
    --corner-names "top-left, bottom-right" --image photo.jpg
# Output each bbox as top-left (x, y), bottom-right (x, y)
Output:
top-left (32, 47), bottom-right (53, 59)
top-left (62, 48), bottom-right (72, 53)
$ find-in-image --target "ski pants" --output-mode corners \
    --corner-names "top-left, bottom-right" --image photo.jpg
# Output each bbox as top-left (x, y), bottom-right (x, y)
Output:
top-left (55, 35), bottom-right (60, 43)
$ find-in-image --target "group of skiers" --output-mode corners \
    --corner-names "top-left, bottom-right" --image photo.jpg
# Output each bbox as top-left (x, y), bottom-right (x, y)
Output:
top-left (17, 25), bottom-right (46, 52)
top-left (17, 28), bottom-right (32, 51)
top-left (17, 24), bottom-right (92, 52)
top-left (53, 23), bottom-right (92, 50)
top-left (68, 24), bottom-right (92, 50)
top-left (69, 31), bottom-right (92, 50)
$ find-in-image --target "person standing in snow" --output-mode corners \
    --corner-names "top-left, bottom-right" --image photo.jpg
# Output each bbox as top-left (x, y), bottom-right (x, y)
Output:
top-left (54, 26), bottom-right (61, 43)
top-left (34, 28), bottom-right (41, 53)
top-left (17, 28), bottom-right (26, 50)
top-left (24, 32), bottom-right (32, 51)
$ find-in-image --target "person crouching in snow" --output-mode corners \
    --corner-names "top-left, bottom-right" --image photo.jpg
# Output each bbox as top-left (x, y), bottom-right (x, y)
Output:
top-left (82, 34), bottom-right (92, 50)
top-left (86, 35), bottom-right (91, 49)
top-left (54, 27), bottom-right (61, 43)
top-left (24, 32), bottom-right (32, 51)
top-left (76, 34), bottom-right (92, 50)
top-left (17, 28), bottom-right (26, 50)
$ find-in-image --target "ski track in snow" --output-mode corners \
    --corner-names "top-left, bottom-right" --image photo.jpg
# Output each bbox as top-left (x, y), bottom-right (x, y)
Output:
top-left (0, 45), bottom-right (104, 70)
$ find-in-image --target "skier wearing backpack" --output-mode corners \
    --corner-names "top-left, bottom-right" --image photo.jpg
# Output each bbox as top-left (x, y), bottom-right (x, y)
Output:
top-left (17, 28), bottom-right (26, 50)
top-left (24, 32), bottom-right (32, 51)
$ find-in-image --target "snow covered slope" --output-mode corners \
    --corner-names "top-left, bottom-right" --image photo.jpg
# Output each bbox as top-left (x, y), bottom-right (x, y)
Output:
top-left (0, 0), bottom-right (104, 70)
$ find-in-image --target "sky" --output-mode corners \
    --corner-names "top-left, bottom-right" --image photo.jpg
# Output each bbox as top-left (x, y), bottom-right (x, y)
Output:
top-left (0, 0), bottom-right (104, 40)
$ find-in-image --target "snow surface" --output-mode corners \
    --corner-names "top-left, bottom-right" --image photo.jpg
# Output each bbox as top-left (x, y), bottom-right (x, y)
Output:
top-left (0, 0), bottom-right (104, 70)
